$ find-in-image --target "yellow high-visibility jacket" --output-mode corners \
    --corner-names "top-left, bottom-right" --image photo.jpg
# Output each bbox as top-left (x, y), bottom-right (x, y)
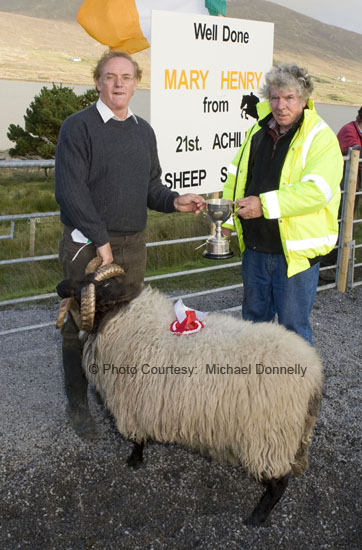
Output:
top-left (223, 99), bottom-right (343, 277)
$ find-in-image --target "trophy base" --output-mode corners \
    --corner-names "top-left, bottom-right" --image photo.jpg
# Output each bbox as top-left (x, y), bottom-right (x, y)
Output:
top-left (203, 250), bottom-right (234, 260)
top-left (202, 235), bottom-right (234, 260)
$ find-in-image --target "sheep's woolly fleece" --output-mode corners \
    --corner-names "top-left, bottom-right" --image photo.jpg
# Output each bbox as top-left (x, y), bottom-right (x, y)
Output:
top-left (83, 286), bottom-right (323, 481)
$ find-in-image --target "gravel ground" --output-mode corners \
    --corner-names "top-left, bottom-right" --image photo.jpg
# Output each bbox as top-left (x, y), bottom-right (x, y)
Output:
top-left (0, 285), bottom-right (361, 550)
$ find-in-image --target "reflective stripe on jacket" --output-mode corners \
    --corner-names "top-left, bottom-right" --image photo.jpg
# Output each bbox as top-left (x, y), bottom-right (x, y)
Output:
top-left (223, 99), bottom-right (343, 277)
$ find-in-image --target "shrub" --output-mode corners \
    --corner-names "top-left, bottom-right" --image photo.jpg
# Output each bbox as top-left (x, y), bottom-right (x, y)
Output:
top-left (7, 85), bottom-right (98, 158)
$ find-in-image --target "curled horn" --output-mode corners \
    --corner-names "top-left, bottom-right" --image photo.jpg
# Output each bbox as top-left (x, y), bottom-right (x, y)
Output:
top-left (85, 256), bottom-right (102, 274)
top-left (85, 257), bottom-right (125, 281)
top-left (81, 283), bottom-right (96, 331)
top-left (56, 298), bottom-right (73, 329)
top-left (81, 259), bottom-right (125, 330)
top-left (93, 264), bottom-right (125, 281)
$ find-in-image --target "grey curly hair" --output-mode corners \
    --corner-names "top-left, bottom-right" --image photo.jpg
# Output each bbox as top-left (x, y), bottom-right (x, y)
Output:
top-left (260, 63), bottom-right (314, 103)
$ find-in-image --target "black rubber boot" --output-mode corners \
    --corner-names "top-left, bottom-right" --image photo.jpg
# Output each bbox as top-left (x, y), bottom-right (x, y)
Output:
top-left (62, 345), bottom-right (99, 440)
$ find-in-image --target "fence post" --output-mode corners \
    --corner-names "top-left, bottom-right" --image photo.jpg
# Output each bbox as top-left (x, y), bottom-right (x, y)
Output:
top-left (336, 148), bottom-right (360, 292)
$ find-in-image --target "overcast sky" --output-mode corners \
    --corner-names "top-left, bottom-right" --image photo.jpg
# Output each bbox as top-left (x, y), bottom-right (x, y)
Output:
top-left (271, 0), bottom-right (361, 34)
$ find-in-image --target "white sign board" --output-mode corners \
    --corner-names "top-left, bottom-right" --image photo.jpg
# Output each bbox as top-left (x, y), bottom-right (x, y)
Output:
top-left (151, 11), bottom-right (274, 195)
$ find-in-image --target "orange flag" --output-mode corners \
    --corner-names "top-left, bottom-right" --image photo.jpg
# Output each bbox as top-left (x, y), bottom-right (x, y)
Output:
top-left (77, 0), bottom-right (226, 54)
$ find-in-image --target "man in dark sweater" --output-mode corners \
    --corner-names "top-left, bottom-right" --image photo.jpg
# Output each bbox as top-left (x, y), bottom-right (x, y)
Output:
top-left (55, 51), bottom-right (204, 439)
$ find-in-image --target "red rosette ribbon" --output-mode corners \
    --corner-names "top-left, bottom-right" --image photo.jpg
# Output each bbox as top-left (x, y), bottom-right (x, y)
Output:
top-left (170, 300), bottom-right (207, 335)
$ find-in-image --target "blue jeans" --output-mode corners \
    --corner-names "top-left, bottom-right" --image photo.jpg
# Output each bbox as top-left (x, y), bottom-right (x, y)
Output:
top-left (241, 248), bottom-right (320, 345)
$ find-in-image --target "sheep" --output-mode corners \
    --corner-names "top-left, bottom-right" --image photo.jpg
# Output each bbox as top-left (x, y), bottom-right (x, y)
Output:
top-left (56, 263), bottom-right (323, 526)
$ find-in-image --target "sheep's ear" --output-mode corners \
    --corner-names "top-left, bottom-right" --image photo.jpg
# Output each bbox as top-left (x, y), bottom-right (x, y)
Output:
top-left (116, 282), bottom-right (143, 303)
top-left (94, 280), bottom-right (142, 311)
top-left (56, 279), bottom-right (77, 298)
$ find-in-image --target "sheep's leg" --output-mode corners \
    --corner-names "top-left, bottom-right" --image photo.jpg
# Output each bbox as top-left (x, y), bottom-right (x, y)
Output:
top-left (127, 441), bottom-right (144, 469)
top-left (244, 475), bottom-right (289, 526)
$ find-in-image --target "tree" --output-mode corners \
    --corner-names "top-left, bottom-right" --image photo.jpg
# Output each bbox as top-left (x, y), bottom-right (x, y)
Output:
top-left (7, 85), bottom-right (98, 158)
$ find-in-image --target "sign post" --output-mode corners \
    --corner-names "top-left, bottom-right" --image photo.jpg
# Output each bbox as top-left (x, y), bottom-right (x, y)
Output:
top-left (151, 11), bottom-right (274, 195)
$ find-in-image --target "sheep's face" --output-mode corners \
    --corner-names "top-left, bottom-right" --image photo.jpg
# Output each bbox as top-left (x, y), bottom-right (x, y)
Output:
top-left (56, 263), bottom-right (142, 331)
top-left (57, 275), bottom-right (139, 311)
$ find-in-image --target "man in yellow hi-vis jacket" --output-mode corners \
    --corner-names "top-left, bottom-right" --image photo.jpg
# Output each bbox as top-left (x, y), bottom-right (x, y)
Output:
top-left (223, 63), bottom-right (343, 344)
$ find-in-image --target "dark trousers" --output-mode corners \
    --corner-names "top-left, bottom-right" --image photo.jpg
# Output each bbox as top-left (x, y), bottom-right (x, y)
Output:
top-left (59, 226), bottom-right (147, 404)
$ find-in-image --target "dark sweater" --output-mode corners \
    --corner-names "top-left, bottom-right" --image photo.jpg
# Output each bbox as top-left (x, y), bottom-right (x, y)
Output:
top-left (55, 104), bottom-right (178, 248)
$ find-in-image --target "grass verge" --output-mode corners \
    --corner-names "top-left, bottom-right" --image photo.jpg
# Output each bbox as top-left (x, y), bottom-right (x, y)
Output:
top-left (1, 168), bottom-right (361, 302)
top-left (0, 169), bottom-right (241, 301)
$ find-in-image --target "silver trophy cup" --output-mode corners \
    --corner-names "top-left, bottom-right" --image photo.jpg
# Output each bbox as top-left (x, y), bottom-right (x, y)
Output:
top-left (203, 198), bottom-right (233, 260)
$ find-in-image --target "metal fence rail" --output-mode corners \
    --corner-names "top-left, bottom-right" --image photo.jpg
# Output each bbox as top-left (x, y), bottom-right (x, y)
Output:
top-left (1, 153), bottom-right (361, 310)
top-left (0, 160), bottom-right (55, 169)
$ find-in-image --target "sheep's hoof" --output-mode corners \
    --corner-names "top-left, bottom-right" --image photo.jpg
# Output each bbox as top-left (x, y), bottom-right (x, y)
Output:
top-left (126, 441), bottom-right (144, 469)
top-left (244, 475), bottom-right (289, 526)
top-left (126, 454), bottom-right (143, 469)
top-left (243, 514), bottom-right (264, 527)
